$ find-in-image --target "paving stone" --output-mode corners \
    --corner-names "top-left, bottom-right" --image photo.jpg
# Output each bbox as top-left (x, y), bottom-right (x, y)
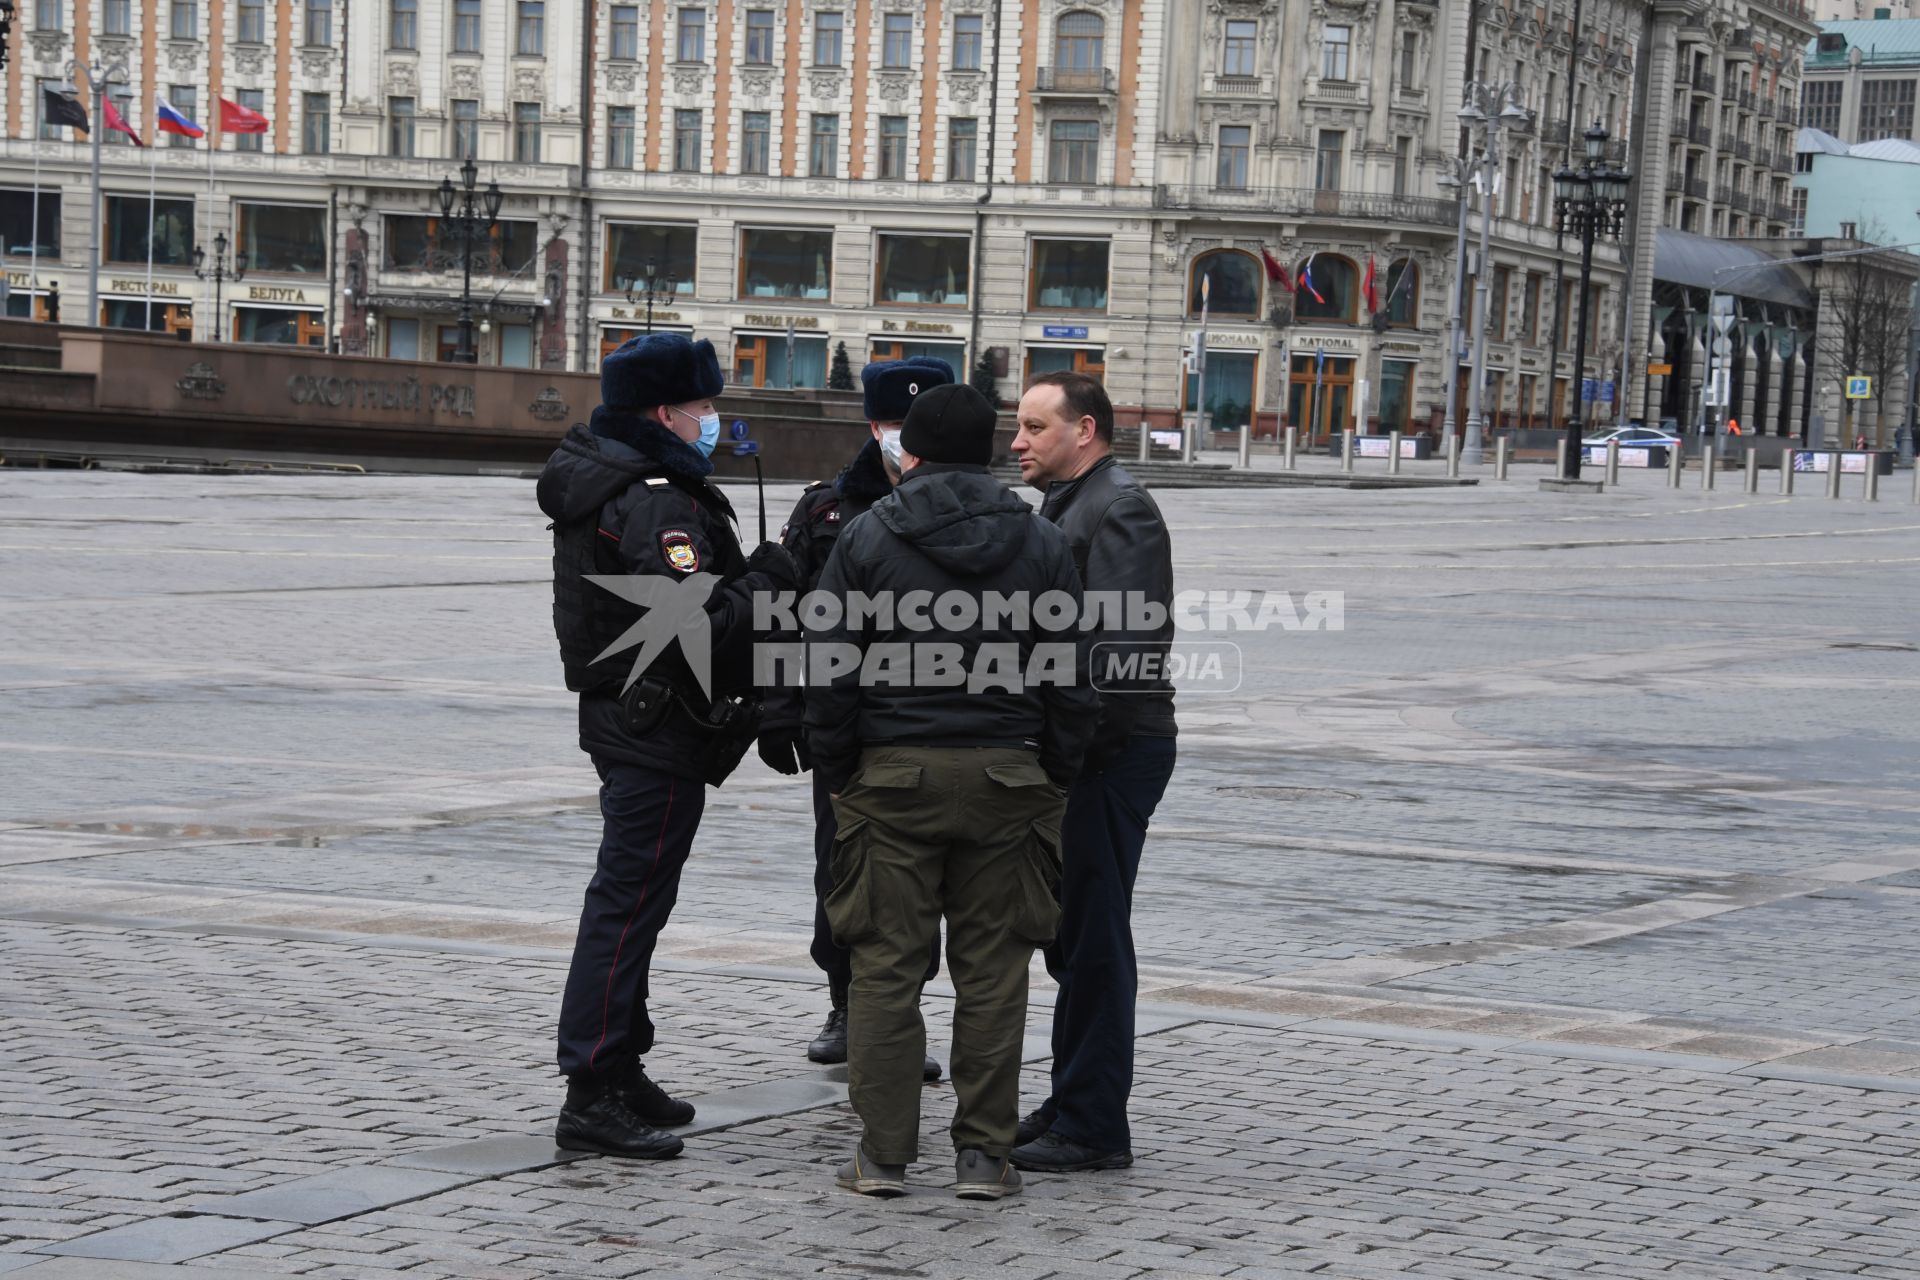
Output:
top-left (190, 1167), bottom-right (471, 1226)
top-left (30, 1215), bottom-right (298, 1264)
top-left (384, 1137), bottom-right (586, 1178)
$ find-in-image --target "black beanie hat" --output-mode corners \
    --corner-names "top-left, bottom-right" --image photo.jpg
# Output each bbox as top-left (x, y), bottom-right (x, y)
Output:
top-left (898, 382), bottom-right (997, 466)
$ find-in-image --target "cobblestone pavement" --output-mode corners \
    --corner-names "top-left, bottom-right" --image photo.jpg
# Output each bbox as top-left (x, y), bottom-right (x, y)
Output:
top-left (3, 465), bottom-right (1920, 1278)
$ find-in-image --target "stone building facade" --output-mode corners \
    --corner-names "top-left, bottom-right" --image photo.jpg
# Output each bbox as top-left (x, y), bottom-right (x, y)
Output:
top-left (2, 0), bottom-right (1681, 439)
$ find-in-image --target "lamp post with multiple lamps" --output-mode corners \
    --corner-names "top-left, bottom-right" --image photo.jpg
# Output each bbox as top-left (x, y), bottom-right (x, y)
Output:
top-left (1435, 155), bottom-right (1475, 457)
top-left (617, 259), bottom-right (679, 334)
top-left (62, 53), bottom-right (132, 322)
top-left (0, 2), bottom-right (16, 74)
top-left (1552, 122), bottom-right (1633, 480)
top-left (192, 231), bottom-right (246, 342)
top-left (1455, 81), bottom-right (1534, 467)
top-left (437, 156), bottom-right (503, 364)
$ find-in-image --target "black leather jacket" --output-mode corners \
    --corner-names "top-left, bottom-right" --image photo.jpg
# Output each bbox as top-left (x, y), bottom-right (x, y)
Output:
top-left (803, 463), bottom-right (1100, 793)
top-left (1039, 454), bottom-right (1178, 744)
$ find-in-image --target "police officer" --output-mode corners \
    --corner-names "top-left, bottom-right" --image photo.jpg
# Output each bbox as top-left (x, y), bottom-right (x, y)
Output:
top-left (537, 332), bottom-right (799, 1160)
top-left (1007, 371), bottom-right (1178, 1174)
top-left (758, 357), bottom-right (953, 1077)
top-left (805, 383), bottom-right (1099, 1200)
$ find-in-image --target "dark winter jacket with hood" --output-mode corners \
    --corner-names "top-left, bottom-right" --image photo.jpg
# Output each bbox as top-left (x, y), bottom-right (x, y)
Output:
top-left (801, 462), bottom-right (1100, 794)
top-left (536, 409), bottom-right (777, 779)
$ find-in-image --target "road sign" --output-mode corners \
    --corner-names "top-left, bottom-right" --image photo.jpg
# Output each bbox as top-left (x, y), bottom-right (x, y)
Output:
top-left (729, 419), bottom-right (750, 441)
top-left (1713, 338), bottom-right (1732, 358)
top-left (1703, 369), bottom-right (1731, 407)
top-left (1846, 375), bottom-right (1873, 399)
top-left (1042, 325), bottom-right (1088, 339)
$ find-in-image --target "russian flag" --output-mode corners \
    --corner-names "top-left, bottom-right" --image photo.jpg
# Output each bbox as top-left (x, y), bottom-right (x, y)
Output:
top-left (155, 97), bottom-right (204, 139)
top-left (1299, 253), bottom-right (1326, 306)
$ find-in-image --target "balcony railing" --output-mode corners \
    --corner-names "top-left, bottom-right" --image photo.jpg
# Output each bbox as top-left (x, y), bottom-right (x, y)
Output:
top-left (1691, 67), bottom-right (1717, 95)
top-left (1211, 75), bottom-right (1263, 96)
top-left (1666, 170), bottom-right (1685, 194)
top-left (1685, 176), bottom-right (1709, 198)
top-left (1733, 138), bottom-right (1753, 160)
top-left (1688, 121), bottom-right (1714, 146)
top-left (1774, 201), bottom-right (1795, 222)
top-left (1033, 66), bottom-right (1115, 94)
top-left (1156, 184), bottom-right (1453, 227)
top-left (1777, 98), bottom-right (1796, 122)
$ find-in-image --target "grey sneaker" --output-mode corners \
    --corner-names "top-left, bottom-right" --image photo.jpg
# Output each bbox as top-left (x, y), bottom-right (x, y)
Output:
top-left (835, 1146), bottom-right (908, 1197)
top-left (954, 1148), bottom-right (1022, 1201)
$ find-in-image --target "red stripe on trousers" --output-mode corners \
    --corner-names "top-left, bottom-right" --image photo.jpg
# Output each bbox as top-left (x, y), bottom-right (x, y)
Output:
top-left (586, 778), bottom-right (676, 1074)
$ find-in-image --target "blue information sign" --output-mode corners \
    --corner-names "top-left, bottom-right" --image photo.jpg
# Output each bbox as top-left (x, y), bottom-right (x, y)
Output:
top-left (1041, 325), bottom-right (1089, 340)
top-left (730, 419), bottom-right (750, 441)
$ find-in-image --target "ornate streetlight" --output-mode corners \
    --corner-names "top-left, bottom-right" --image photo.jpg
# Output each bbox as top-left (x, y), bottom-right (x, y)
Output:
top-left (1456, 81), bottom-right (1534, 467)
top-left (437, 156), bottom-right (503, 364)
top-left (0, 3), bottom-right (16, 75)
top-left (617, 258), bottom-right (678, 334)
top-left (192, 230), bottom-right (246, 342)
top-left (1553, 122), bottom-right (1632, 480)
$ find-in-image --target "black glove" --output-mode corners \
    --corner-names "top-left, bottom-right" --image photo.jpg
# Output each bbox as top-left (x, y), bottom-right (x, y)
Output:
top-left (744, 541), bottom-right (801, 592)
top-left (757, 730), bottom-right (812, 776)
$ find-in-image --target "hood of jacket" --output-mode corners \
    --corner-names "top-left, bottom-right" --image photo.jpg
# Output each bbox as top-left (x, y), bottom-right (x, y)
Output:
top-left (873, 463), bottom-right (1032, 576)
top-left (536, 409), bottom-right (712, 525)
top-left (835, 437), bottom-right (894, 502)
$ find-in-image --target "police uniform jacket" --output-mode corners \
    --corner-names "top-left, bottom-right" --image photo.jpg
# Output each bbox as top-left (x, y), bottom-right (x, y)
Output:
top-left (1039, 454), bottom-right (1178, 749)
top-left (538, 410), bottom-right (770, 779)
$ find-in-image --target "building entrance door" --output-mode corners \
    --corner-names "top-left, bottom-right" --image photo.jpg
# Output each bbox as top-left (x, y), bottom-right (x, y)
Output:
top-left (1287, 354), bottom-right (1355, 441)
top-left (735, 337), bottom-right (767, 387)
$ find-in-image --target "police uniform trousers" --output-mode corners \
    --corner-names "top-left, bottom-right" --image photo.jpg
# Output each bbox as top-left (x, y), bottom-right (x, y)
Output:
top-left (810, 770), bottom-right (942, 995)
top-left (827, 747), bottom-right (1065, 1165)
top-left (1036, 734), bottom-right (1177, 1152)
top-left (556, 758), bottom-right (706, 1080)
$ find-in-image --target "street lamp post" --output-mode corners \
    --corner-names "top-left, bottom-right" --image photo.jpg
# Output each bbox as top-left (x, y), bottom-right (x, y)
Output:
top-left (1552, 122), bottom-right (1633, 480)
top-left (1437, 159), bottom-right (1473, 455)
top-left (618, 258), bottom-right (678, 333)
top-left (1457, 81), bottom-right (1533, 467)
top-left (66, 54), bottom-right (132, 324)
top-left (0, 3), bottom-right (16, 75)
top-left (437, 157), bottom-right (503, 364)
top-left (192, 230), bottom-right (246, 341)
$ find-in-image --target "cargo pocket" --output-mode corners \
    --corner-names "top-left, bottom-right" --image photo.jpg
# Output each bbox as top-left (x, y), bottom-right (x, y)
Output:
top-left (824, 815), bottom-right (878, 946)
top-left (1010, 817), bottom-right (1064, 946)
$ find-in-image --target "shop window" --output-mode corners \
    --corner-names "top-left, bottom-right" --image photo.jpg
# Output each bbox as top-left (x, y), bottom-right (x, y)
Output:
top-left (386, 317), bottom-right (421, 360)
top-left (871, 340), bottom-right (965, 372)
top-left (498, 324), bottom-right (534, 367)
top-left (876, 234), bottom-right (969, 306)
top-left (235, 203), bottom-right (328, 274)
top-left (734, 333), bottom-right (827, 388)
top-left (1378, 359), bottom-right (1415, 432)
top-left (103, 299), bottom-right (172, 331)
top-left (739, 228), bottom-right (832, 300)
top-left (606, 223), bottom-right (698, 294)
top-left (1184, 351), bottom-right (1258, 430)
top-left (236, 307), bottom-right (325, 345)
top-left (1029, 238), bottom-right (1108, 311)
top-left (1293, 254), bottom-right (1357, 323)
top-left (107, 195), bottom-right (195, 266)
top-left (384, 215), bottom-right (538, 273)
top-left (1, 189), bottom-right (60, 257)
top-left (1188, 249), bottom-right (1261, 317)
top-left (1025, 346), bottom-right (1104, 382)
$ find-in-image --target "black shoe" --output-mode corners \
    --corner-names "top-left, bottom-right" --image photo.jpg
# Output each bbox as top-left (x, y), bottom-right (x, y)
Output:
top-left (1015, 1108), bottom-right (1053, 1146)
top-left (615, 1062), bottom-right (696, 1128)
top-left (1009, 1131), bottom-right (1132, 1173)
top-left (808, 1007), bottom-right (849, 1064)
top-left (556, 1088), bottom-right (684, 1161)
top-left (923, 1055), bottom-right (943, 1082)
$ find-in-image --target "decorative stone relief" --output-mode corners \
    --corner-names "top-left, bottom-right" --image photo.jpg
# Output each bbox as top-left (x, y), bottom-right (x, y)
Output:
top-left (166, 41), bottom-right (200, 75)
top-left (808, 70), bottom-right (844, 99)
top-left (875, 73), bottom-right (913, 102)
top-left (234, 47), bottom-right (266, 76)
top-left (300, 49), bottom-right (334, 78)
top-left (515, 67), bottom-right (545, 100)
top-left (950, 74), bottom-right (982, 104)
top-left (449, 63), bottom-right (482, 95)
top-left (387, 62), bottom-right (418, 95)
top-left (741, 70), bottom-right (774, 97)
top-left (27, 29), bottom-right (67, 60)
top-left (672, 67), bottom-right (705, 95)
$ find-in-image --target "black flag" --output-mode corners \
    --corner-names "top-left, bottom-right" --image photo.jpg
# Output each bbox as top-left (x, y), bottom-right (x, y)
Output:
top-left (41, 85), bottom-right (91, 134)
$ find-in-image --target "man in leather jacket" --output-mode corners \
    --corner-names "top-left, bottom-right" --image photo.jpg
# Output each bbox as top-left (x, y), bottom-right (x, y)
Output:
top-left (1006, 371), bottom-right (1178, 1174)
top-left (537, 332), bottom-right (799, 1161)
top-left (759, 357), bottom-right (952, 1076)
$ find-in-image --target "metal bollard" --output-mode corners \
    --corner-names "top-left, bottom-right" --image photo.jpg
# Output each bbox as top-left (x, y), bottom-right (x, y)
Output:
top-left (1387, 431), bottom-right (1403, 475)
top-left (1137, 415), bottom-right (1150, 463)
top-left (1781, 451), bottom-right (1794, 495)
top-left (1555, 438), bottom-right (1568, 479)
top-left (1341, 430), bottom-right (1355, 473)
top-left (1446, 432), bottom-right (1461, 478)
top-left (1283, 426), bottom-right (1297, 470)
top-left (1701, 441), bottom-right (1716, 490)
top-left (1667, 443), bottom-right (1683, 488)
top-left (1237, 422), bottom-right (1251, 470)
top-left (1606, 439), bottom-right (1620, 486)
top-left (1866, 459), bottom-right (1881, 502)
top-left (1495, 436), bottom-right (1510, 480)
top-left (1826, 457), bottom-right (1843, 499)
top-left (1744, 447), bottom-right (1759, 494)
top-left (1913, 463), bottom-right (1920, 505)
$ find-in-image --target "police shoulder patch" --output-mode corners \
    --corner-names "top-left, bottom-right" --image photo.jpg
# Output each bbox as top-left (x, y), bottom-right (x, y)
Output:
top-left (660, 528), bottom-right (700, 573)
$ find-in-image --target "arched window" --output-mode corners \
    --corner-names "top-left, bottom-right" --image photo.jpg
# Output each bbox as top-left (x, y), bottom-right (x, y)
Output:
top-left (1383, 259), bottom-right (1418, 327)
top-left (1188, 249), bottom-right (1263, 318)
top-left (1293, 254), bottom-right (1358, 323)
top-left (1055, 11), bottom-right (1104, 71)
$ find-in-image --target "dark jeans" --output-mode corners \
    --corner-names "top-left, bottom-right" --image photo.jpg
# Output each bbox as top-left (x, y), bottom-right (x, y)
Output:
top-left (556, 758), bottom-right (705, 1079)
top-left (1037, 734), bottom-right (1176, 1152)
top-left (810, 770), bottom-right (940, 997)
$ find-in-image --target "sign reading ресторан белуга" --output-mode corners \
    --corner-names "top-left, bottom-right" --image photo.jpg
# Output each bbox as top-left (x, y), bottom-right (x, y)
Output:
top-left (286, 373), bottom-right (477, 418)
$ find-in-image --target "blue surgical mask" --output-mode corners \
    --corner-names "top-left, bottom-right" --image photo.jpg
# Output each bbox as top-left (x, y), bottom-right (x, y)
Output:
top-left (676, 407), bottom-right (722, 458)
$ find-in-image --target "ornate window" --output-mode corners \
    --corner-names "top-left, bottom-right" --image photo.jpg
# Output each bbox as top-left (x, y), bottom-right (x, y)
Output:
top-left (1055, 10), bottom-right (1104, 71)
top-left (1383, 259), bottom-right (1419, 327)
top-left (1188, 249), bottom-right (1262, 318)
top-left (1294, 255), bottom-right (1358, 324)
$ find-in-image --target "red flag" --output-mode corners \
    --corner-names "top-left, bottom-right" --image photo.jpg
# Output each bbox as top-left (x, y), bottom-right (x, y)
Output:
top-left (103, 95), bottom-right (145, 146)
top-left (1262, 247), bottom-right (1295, 293)
top-left (1363, 256), bottom-right (1379, 313)
top-left (218, 96), bottom-right (271, 134)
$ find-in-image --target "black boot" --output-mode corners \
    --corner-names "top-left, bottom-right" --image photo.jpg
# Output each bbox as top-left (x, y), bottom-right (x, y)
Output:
top-left (616, 1060), bottom-right (696, 1127)
top-left (556, 1078), bottom-right (683, 1160)
top-left (808, 983), bottom-right (850, 1064)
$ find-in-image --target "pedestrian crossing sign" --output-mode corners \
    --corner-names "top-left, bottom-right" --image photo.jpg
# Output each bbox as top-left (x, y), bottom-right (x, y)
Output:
top-left (1846, 376), bottom-right (1872, 399)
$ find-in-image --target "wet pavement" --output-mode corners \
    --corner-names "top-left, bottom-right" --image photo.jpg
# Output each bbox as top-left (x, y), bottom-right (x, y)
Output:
top-left (3, 464), bottom-right (1920, 1278)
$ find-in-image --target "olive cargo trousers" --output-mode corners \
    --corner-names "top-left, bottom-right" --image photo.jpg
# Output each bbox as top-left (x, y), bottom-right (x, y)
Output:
top-left (826, 746), bottom-right (1065, 1165)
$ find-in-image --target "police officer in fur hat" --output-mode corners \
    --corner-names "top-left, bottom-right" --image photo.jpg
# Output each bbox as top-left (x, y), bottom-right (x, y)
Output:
top-left (537, 332), bottom-right (800, 1161)
top-left (760, 357), bottom-right (953, 1078)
